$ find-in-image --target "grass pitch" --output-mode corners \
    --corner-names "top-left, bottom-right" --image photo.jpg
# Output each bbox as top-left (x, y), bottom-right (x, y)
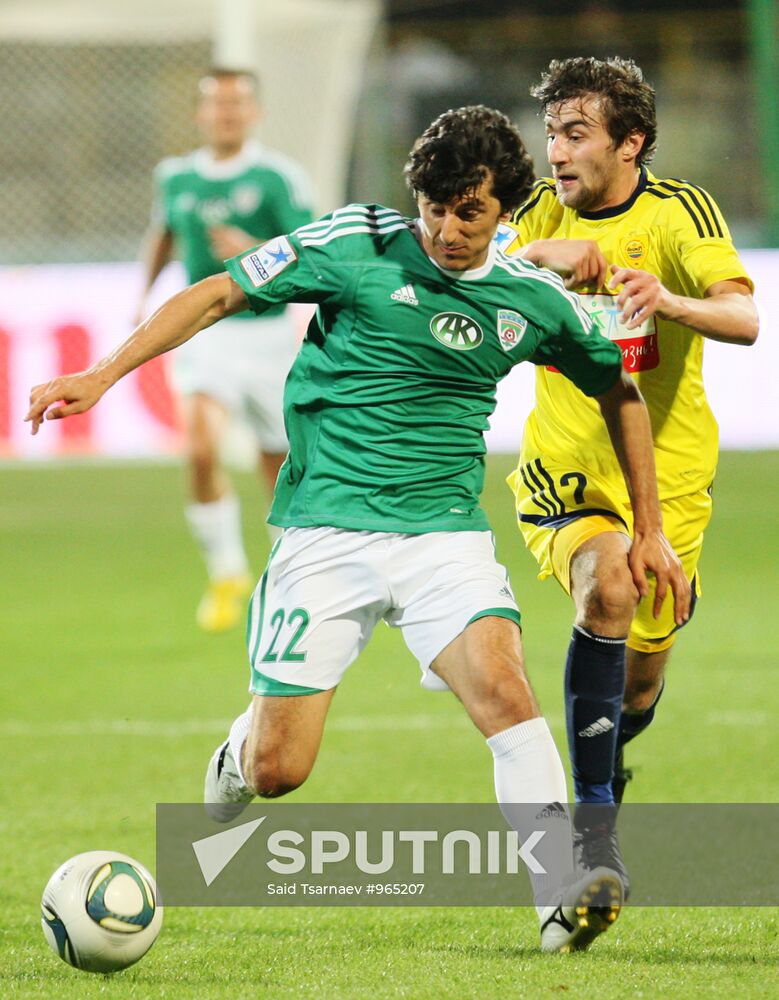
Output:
top-left (1, 452), bottom-right (777, 997)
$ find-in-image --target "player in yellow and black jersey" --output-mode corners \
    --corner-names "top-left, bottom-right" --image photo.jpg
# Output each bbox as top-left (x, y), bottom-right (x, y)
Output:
top-left (503, 56), bottom-right (758, 882)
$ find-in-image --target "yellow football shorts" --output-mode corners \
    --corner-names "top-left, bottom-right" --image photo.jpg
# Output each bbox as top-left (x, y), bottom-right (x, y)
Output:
top-left (507, 458), bottom-right (713, 653)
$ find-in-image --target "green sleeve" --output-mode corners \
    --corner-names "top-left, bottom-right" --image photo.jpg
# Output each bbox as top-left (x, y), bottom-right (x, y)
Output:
top-left (225, 220), bottom-right (351, 316)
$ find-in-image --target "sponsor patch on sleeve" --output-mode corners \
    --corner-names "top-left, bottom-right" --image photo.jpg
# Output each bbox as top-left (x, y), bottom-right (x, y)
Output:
top-left (239, 236), bottom-right (297, 288)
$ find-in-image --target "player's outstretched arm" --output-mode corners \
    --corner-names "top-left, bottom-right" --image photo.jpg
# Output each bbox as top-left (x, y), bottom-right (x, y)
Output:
top-left (517, 239), bottom-right (608, 290)
top-left (26, 273), bottom-right (247, 434)
top-left (595, 371), bottom-right (691, 624)
top-left (608, 266), bottom-right (759, 344)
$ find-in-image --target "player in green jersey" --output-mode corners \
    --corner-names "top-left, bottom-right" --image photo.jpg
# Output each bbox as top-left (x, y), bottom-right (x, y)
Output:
top-left (136, 68), bottom-right (313, 633)
top-left (28, 105), bottom-right (690, 952)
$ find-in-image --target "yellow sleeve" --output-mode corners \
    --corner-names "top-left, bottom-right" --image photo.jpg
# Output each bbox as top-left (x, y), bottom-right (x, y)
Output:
top-left (505, 180), bottom-right (560, 255)
top-left (665, 185), bottom-right (754, 295)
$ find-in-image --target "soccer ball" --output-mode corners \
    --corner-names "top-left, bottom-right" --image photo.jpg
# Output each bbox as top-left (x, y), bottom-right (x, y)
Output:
top-left (41, 850), bottom-right (163, 973)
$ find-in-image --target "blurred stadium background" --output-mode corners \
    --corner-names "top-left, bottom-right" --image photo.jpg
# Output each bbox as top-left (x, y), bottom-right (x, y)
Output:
top-left (0, 0), bottom-right (777, 458)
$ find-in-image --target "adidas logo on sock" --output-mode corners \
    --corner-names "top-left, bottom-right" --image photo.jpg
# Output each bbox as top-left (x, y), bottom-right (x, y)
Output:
top-left (578, 716), bottom-right (615, 738)
top-left (390, 283), bottom-right (419, 305)
top-left (535, 801), bottom-right (569, 820)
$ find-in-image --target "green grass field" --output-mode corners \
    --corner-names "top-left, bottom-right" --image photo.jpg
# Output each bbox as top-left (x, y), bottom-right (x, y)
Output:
top-left (1, 453), bottom-right (777, 998)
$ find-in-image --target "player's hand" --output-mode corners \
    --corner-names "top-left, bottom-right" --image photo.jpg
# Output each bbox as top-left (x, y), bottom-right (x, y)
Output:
top-left (25, 372), bottom-right (107, 435)
top-left (208, 225), bottom-right (257, 261)
top-left (628, 528), bottom-right (691, 624)
top-left (608, 264), bottom-right (674, 329)
top-left (520, 239), bottom-right (608, 290)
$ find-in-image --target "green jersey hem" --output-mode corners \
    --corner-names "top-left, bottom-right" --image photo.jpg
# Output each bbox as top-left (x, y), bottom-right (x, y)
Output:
top-left (268, 512), bottom-right (492, 535)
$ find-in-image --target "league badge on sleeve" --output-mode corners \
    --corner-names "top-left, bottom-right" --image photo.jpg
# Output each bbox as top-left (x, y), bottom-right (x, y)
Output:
top-left (494, 223), bottom-right (518, 253)
top-left (239, 236), bottom-right (297, 288)
top-left (497, 309), bottom-right (528, 352)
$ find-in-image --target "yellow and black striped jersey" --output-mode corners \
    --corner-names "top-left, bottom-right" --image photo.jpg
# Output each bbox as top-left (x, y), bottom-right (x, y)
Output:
top-left (505, 168), bottom-right (753, 499)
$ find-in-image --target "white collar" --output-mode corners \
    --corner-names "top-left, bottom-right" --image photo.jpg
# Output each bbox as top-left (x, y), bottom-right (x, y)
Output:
top-left (414, 220), bottom-right (496, 280)
top-left (192, 139), bottom-right (263, 180)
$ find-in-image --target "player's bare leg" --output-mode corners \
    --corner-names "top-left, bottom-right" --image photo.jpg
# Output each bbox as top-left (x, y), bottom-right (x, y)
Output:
top-left (242, 690), bottom-right (335, 796)
top-left (184, 392), bottom-right (231, 503)
top-left (431, 616), bottom-right (622, 951)
top-left (570, 532), bottom-right (638, 638)
top-left (624, 647), bottom-right (668, 711)
top-left (182, 392), bottom-right (252, 631)
top-left (430, 614), bottom-right (538, 735)
top-left (205, 689), bottom-right (336, 820)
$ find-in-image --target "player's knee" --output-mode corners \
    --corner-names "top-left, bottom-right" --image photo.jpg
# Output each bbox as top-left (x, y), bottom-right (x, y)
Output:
top-left (580, 567), bottom-right (639, 629)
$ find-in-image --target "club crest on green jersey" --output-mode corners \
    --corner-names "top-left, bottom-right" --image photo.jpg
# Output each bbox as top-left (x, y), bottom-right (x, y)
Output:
top-left (497, 310), bottom-right (528, 352)
top-left (429, 312), bottom-right (483, 351)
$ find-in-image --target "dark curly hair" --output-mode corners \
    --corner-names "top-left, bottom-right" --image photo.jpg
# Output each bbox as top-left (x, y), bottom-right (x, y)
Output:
top-left (531, 57), bottom-right (657, 166)
top-left (404, 105), bottom-right (535, 214)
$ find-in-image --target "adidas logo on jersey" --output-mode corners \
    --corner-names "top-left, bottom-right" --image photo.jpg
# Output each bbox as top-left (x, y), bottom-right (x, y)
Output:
top-left (578, 717), bottom-right (615, 738)
top-left (390, 283), bottom-right (419, 305)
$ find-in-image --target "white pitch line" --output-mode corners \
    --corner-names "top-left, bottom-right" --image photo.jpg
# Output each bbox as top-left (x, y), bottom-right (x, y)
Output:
top-left (0, 713), bottom-right (474, 738)
top-left (0, 718), bottom-right (234, 738)
top-left (5, 709), bottom-right (764, 739)
top-left (705, 710), bottom-right (770, 727)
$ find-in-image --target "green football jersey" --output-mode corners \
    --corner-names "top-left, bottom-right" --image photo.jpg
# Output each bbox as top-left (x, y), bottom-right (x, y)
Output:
top-left (225, 204), bottom-right (623, 533)
top-left (154, 140), bottom-right (313, 317)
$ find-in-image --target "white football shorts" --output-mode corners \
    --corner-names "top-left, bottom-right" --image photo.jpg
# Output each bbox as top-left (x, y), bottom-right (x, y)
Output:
top-left (171, 310), bottom-right (299, 453)
top-left (246, 526), bottom-right (521, 695)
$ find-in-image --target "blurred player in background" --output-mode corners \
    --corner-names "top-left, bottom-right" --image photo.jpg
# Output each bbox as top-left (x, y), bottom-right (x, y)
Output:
top-left (136, 68), bottom-right (313, 632)
top-left (505, 57), bottom-right (757, 880)
top-left (28, 105), bottom-right (691, 952)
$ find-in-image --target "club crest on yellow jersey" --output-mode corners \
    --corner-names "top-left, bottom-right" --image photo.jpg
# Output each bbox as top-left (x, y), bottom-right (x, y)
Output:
top-left (621, 234), bottom-right (649, 267)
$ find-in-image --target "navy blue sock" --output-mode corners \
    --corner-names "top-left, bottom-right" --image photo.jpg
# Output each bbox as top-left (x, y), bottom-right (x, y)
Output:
top-left (617, 682), bottom-right (664, 750)
top-left (565, 625), bottom-right (626, 804)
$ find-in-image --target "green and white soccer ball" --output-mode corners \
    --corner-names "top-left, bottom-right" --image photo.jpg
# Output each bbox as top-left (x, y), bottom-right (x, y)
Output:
top-left (41, 850), bottom-right (163, 973)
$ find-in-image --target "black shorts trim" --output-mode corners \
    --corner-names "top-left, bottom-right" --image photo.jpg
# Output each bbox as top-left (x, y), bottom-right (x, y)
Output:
top-left (639, 574), bottom-right (700, 645)
top-left (518, 507), bottom-right (628, 531)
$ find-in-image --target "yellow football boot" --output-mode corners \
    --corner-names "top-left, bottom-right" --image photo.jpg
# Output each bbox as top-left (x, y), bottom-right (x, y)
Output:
top-left (196, 574), bottom-right (253, 633)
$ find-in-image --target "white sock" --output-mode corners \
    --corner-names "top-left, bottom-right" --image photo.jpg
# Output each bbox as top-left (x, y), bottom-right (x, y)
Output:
top-left (487, 717), bottom-right (575, 913)
top-left (185, 494), bottom-right (249, 580)
top-left (228, 705), bottom-right (253, 788)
